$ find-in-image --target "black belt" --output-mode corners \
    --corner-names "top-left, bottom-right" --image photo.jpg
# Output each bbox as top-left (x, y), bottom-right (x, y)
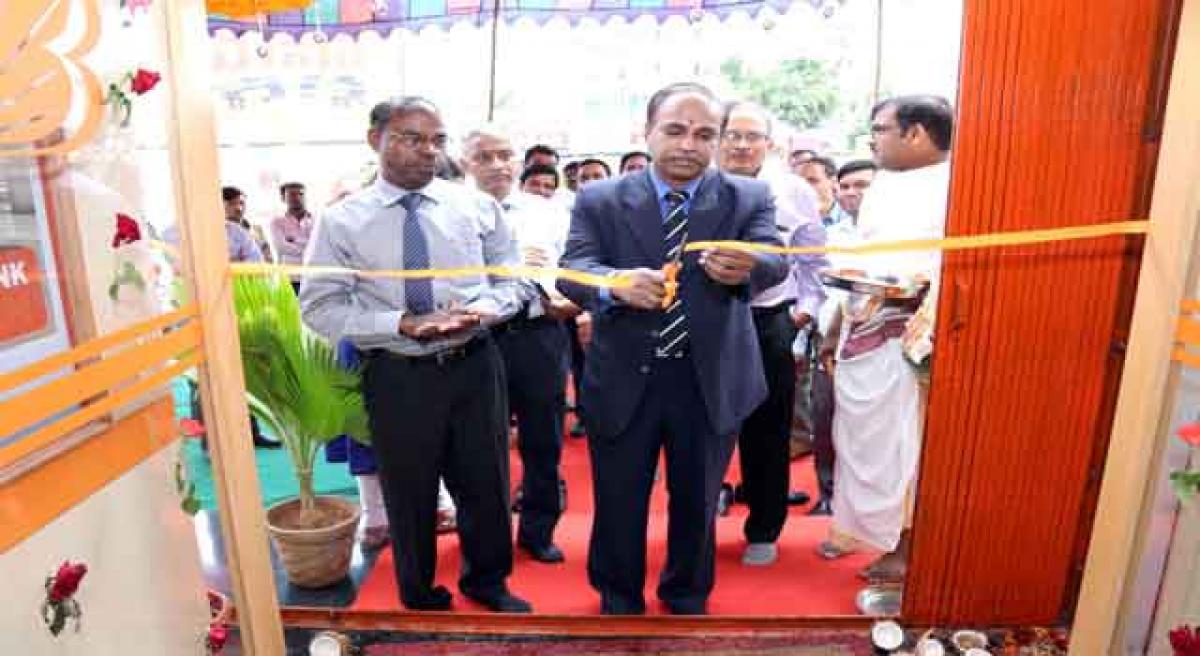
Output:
top-left (492, 311), bottom-right (558, 336)
top-left (752, 300), bottom-right (794, 317)
top-left (368, 335), bottom-right (490, 367)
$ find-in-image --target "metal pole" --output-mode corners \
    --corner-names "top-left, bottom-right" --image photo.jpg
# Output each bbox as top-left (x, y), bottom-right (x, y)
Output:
top-left (487, 0), bottom-right (501, 121)
top-left (871, 0), bottom-right (884, 108)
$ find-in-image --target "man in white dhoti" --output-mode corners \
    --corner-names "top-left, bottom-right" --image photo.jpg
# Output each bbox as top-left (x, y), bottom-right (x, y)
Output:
top-left (816, 95), bottom-right (953, 586)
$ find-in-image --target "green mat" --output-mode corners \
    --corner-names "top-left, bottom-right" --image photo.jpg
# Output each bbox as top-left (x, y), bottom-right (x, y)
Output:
top-left (180, 439), bottom-right (359, 511)
top-left (174, 379), bottom-right (359, 511)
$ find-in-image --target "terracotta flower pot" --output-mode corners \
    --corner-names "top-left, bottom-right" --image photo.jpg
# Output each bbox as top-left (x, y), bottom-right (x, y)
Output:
top-left (265, 496), bottom-right (360, 588)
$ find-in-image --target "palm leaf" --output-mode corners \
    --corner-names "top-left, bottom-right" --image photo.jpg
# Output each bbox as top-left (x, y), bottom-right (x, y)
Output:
top-left (233, 274), bottom-right (368, 510)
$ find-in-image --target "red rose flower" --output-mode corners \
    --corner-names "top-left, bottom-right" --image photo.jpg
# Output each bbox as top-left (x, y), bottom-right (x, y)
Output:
top-left (207, 623), bottom-right (229, 651)
top-left (113, 212), bottom-right (142, 248)
top-left (1171, 625), bottom-right (1200, 656)
top-left (48, 562), bottom-right (87, 603)
top-left (1178, 422), bottom-right (1200, 448)
top-left (130, 69), bottom-right (161, 95)
top-left (181, 418), bottom-right (207, 438)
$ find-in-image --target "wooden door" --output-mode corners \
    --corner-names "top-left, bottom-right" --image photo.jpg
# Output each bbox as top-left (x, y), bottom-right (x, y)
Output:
top-left (904, 0), bottom-right (1180, 624)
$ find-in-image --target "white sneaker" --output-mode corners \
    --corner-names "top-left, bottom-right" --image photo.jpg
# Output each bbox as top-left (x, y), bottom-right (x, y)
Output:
top-left (742, 542), bottom-right (778, 566)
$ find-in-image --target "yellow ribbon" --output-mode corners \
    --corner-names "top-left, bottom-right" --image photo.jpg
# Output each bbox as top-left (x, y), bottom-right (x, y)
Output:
top-left (684, 220), bottom-right (1149, 256)
top-left (211, 220), bottom-right (1148, 289)
top-left (230, 262), bottom-right (623, 289)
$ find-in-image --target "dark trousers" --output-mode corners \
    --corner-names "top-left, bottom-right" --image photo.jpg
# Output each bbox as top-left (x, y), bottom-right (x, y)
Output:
top-left (496, 319), bottom-right (568, 548)
top-left (566, 318), bottom-right (586, 418)
top-left (738, 304), bottom-right (799, 544)
top-left (588, 356), bottom-right (736, 613)
top-left (361, 339), bottom-right (513, 605)
top-left (810, 366), bottom-right (836, 502)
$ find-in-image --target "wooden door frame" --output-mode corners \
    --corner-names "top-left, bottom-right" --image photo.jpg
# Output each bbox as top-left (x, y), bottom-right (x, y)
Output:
top-left (168, 0), bottom-right (1197, 650)
top-left (1071, 0), bottom-right (1200, 651)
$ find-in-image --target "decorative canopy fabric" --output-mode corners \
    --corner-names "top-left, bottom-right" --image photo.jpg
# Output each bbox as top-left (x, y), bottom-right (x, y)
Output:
top-left (207, 0), bottom-right (820, 37)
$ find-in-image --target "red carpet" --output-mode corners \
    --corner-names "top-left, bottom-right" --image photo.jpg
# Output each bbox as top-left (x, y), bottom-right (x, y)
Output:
top-left (362, 634), bottom-right (871, 654)
top-left (352, 417), bottom-right (876, 616)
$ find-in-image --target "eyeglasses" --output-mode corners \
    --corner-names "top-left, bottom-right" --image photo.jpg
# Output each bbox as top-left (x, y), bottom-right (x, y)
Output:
top-left (468, 149), bottom-right (515, 165)
top-left (386, 131), bottom-right (449, 150)
top-left (722, 130), bottom-right (768, 145)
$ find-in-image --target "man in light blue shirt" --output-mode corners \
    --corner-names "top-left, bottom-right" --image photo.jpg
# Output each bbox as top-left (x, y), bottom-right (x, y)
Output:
top-left (160, 186), bottom-right (263, 264)
top-left (300, 96), bottom-right (532, 614)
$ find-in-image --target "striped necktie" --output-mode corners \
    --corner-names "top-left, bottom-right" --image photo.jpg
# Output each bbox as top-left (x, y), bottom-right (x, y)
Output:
top-left (399, 193), bottom-right (434, 315)
top-left (658, 190), bottom-right (689, 358)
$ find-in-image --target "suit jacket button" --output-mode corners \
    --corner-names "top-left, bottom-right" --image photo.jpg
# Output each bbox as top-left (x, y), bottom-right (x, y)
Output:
top-left (639, 365), bottom-right (651, 375)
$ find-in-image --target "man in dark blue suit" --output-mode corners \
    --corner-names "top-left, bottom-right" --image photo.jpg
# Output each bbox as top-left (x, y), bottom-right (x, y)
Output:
top-left (557, 82), bottom-right (788, 615)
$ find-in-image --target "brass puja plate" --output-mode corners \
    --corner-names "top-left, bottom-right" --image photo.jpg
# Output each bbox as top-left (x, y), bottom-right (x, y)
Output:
top-left (819, 268), bottom-right (930, 300)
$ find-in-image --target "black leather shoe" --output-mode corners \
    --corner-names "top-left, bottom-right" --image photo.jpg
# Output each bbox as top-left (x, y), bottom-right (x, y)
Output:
top-left (402, 585), bottom-right (452, 611)
top-left (519, 541), bottom-right (565, 563)
top-left (787, 490), bottom-right (811, 506)
top-left (807, 498), bottom-right (833, 516)
top-left (600, 593), bottom-right (646, 615)
top-left (463, 588), bottom-right (532, 613)
top-left (663, 598), bottom-right (707, 615)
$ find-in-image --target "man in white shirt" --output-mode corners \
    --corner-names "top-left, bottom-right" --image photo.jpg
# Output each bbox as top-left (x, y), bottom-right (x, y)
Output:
top-left (524, 144), bottom-right (575, 211)
top-left (717, 101), bottom-right (828, 566)
top-left (464, 127), bottom-right (578, 565)
top-left (817, 95), bottom-right (953, 588)
top-left (835, 160), bottom-right (877, 221)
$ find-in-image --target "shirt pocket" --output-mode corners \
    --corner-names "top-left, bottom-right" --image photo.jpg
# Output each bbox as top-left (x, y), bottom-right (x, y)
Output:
top-left (439, 221), bottom-right (486, 266)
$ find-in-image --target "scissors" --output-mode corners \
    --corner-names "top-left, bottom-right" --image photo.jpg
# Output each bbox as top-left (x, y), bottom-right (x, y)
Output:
top-left (661, 229), bottom-right (688, 310)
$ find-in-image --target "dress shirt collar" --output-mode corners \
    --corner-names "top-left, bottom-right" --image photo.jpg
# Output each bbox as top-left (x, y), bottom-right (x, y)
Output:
top-left (648, 166), bottom-right (703, 205)
top-left (372, 175), bottom-right (450, 208)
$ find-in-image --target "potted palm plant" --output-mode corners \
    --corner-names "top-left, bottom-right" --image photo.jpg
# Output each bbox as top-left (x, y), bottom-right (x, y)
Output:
top-left (233, 274), bottom-right (368, 588)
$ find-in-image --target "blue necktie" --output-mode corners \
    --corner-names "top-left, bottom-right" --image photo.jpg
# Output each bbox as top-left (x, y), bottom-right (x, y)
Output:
top-left (399, 193), bottom-right (434, 314)
top-left (658, 190), bottom-right (689, 358)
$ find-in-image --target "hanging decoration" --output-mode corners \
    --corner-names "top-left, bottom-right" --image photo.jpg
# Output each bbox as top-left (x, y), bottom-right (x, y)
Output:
top-left (207, 0), bottom-right (828, 38)
top-left (40, 561), bottom-right (88, 637)
top-left (208, 0), bottom-right (316, 18)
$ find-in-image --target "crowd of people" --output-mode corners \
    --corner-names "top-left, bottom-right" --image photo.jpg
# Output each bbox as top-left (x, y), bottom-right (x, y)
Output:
top-left (215, 81), bottom-right (953, 615)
